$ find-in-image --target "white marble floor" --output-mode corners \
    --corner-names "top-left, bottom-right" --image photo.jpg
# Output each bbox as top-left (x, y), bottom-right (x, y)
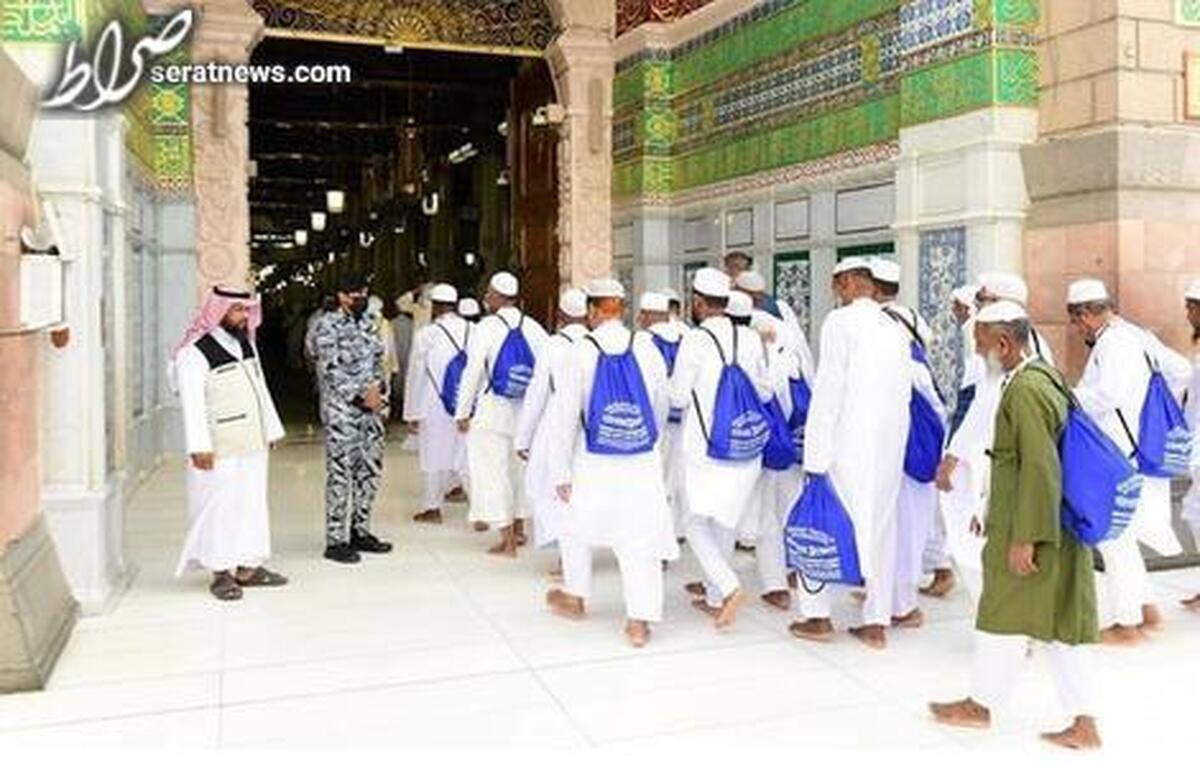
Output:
top-left (2, 441), bottom-right (1199, 751)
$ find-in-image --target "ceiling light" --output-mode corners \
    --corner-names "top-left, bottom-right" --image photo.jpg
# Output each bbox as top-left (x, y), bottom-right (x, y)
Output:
top-left (326, 189), bottom-right (345, 213)
top-left (294, 229), bottom-right (308, 246)
top-left (464, 252), bottom-right (476, 266)
top-left (311, 211), bottom-right (327, 231)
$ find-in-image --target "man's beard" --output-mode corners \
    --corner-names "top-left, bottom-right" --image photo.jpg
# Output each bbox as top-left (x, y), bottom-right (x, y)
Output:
top-left (221, 321), bottom-right (248, 341)
top-left (984, 349), bottom-right (1006, 377)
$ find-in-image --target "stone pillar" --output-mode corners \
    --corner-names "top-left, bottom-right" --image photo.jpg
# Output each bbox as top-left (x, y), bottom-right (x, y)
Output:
top-left (546, 27), bottom-right (615, 286)
top-left (0, 49), bottom-right (77, 693)
top-left (189, 0), bottom-right (264, 295)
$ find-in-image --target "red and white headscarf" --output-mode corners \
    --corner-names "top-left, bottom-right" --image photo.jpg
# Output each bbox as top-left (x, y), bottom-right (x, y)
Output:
top-left (172, 286), bottom-right (263, 358)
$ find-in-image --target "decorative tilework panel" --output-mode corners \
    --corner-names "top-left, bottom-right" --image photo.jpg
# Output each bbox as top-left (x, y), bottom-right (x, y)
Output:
top-left (899, 0), bottom-right (974, 55)
top-left (773, 251), bottom-right (811, 336)
top-left (1, 0), bottom-right (81, 42)
top-left (1183, 0), bottom-right (1200, 25)
top-left (918, 227), bottom-right (967, 408)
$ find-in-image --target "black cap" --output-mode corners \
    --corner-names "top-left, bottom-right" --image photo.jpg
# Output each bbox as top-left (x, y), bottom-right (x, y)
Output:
top-left (336, 271), bottom-right (369, 293)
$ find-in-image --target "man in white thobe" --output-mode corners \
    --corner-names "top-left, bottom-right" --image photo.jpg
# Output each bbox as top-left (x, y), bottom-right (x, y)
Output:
top-left (638, 291), bottom-right (688, 538)
top-left (936, 272), bottom-right (1052, 602)
top-left (871, 258), bottom-right (947, 628)
top-left (671, 269), bottom-right (770, 630)
top-left (455, 297), bottom-right (482, 501)
top-left (546, 279), bottom-right (678, 647)
top-left (1067, 278), bottom-right (1190, 643)
top-left (1181, 280), bottom-right (1200, 611)
top-left (661, 288), bottom-right (689, 336)
top-left (454, 271), bottom-right (549, 555)
top-left (789, 258), bottom-right (912, 649)
top-left (734, 270), bottom-right (815, 377)
top-left (514, 288), bottom-right (588, 552)
top-left (173, 287), bottom-right (287, 601)
top-left (403, 283), bottom-right (469, 524)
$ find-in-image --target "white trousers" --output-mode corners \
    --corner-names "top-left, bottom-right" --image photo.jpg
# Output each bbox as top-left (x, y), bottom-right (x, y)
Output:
top-left (970, 631), bottom-right (1096, 718)
top-left (466, 428), bottom-right (523, 525)
top-left (1095, 525), bottom-right (1152, 627)
top-left (421, 471), bottom-right (454, 511)
top-left (560, 535), bottom-right (664, 622)
top-left (756, 471), bottom-right (801, 594)
top-left (922, 509), bottom-right (953, 572)
top-left (686, 515), bottom-right (738, 607)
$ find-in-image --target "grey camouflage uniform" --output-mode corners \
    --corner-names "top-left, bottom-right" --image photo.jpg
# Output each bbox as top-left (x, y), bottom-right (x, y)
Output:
top-left (314, 309), bottom-right (386, 546)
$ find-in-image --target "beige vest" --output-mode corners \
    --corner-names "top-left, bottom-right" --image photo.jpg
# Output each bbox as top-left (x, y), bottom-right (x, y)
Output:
top-left (197, 335), bottom-right (268, 458)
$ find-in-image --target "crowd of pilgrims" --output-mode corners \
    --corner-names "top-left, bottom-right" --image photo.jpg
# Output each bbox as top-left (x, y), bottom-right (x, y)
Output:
top-left (170, 251), bottom-right (1200, 751)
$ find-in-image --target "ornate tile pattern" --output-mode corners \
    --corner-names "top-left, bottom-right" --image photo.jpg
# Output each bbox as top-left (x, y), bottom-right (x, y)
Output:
top-left (0, 0), bottom-right (81, 42)
top-left (1182, 0), bottom-right (1200, 25)
top-left (918, 227), bottom-right (968, 408)
top-left (614, 0), bottom-right (1041, 201)
top-left (772, 251), bottom-right (812, 336)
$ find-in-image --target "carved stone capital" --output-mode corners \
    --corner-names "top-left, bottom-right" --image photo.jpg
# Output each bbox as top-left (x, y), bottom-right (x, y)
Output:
top-left (190, 0), bottom-right (266, 64)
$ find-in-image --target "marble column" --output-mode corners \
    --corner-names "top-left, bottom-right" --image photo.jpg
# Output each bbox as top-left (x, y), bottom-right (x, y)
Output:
top-left (189, 0), bottom-right (264, 295)
top-left (546, 27), bottom-right (615, 287)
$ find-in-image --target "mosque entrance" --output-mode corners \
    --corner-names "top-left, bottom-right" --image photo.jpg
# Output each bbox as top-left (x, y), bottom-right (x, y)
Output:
top-left (244, 38), bottom-right (560, 424)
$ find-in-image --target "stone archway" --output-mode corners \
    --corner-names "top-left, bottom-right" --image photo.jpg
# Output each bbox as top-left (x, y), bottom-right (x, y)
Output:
top-left (187, 0), bottom-right (615, 293)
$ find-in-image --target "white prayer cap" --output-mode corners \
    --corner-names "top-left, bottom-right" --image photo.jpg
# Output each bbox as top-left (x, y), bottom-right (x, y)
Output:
top-left (832, 257), bottom-right (872, 277)
top-left (559, 288), bottom-right (587, 317)
top-left (429, 283), bottom-right (458, 304)
top-left (869, 258), bottom-right (901, 284)
top-left (978, 271), bottom-right (1028, 305)
top-left (1186, 280), bottom-right (1200, 302)
top-left (734, 270), bottom-right (767, 293)
top-left (1067, 278), bottom-right (1109, 305)
top-left (952, 284), bottom-right (979, 307)
top-left (585, 277), bottom-right (626, 300)
top-left (727, 291), bottom-right (753, 319)
top-left (457, 298), bottom-right (480, 317)
top-left (975, 300), bottom-right (1028, 324)
top-left (489, 271), bottom-right (519, 297)
top-left (639, 291), bottom-right (669, 313)
top-left (661, 287), bottom-right (682, 304)
top-left (692, 267), bottom-right (731, 299)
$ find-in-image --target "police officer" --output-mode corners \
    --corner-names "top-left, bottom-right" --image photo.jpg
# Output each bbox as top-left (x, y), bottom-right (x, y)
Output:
top-left (314, 272), bottom-right (394, 563)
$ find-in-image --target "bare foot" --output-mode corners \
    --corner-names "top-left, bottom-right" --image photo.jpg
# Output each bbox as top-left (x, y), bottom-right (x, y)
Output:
top-left (1182, 593), bottom-right (1200, 611)
top-left (625, 619), bottom-right (650, 648)
top-left (761, 590), bottom-right (791, 611)
top-left (546, 588), bottom-right (585, 619)
top-left (849, 624), bottom-right (887, 649)
top-left (891, 608), bottom-right (925, 629)
top-left (444, 486), bottom-right (467, 503)
top-left (684, 581), bottom-right (706, 597)
top-left (920, 568), bottom-right (956, 598)
top-left (1139, 603), bottom-right (1163, 633)
top-left (473, 521), bottom-right (490, 532)
top-left (929, 698), bottom-right (991, 729)
top-left (691, 597), bottom-right (719, 618)
top-left (486, 527), bottom-right (518, 558)
top-left (513, 520), bottom-right (528, 547)
top-left (715, 588), bottom-right (745, 630)
top-left (1099, 623), bottom-right (1142, 647)
top-left (1040, 716), bottom-right (1102, 750)
top-left (788, 618), bottom-right (834, 642)
top-left (412, 509), bottom-right (442, 524)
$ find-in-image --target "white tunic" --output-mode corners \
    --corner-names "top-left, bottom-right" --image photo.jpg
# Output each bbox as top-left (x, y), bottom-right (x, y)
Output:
top-left (514, 322), bottom-right (587, 547)
top-left (453, 306), bottom-right (549, 434)
top-left (647, 319), bottom-right (687, 531)
top-left (549, 320), bottom-right (678, 560)
top-left (174, 327), bottom-right (285, 575)
top-left (403, 312), bottom-right (470, 474)
top-left (1075, 317), bottom-right (1190, 555)
top-left (669, 315), bottom-right (771, 530)
top-left (803, 297), bottom-right (912, 581)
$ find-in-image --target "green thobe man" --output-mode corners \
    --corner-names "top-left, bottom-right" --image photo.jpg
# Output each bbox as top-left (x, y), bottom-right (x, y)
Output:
top-left (930, 300), bottom-right (1101, 750)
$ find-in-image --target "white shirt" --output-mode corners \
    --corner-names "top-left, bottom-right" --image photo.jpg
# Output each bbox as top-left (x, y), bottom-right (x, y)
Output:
top-left (514, 323), bottom-right (587, 452)
top-left (403, 312), bottom-right (471, 422)
top-left (453, 305), bottom-right (550, 434)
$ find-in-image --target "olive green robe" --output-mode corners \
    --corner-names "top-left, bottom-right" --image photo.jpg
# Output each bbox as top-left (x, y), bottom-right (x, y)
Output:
top-left (975, 360), bottom-right (1098, 645)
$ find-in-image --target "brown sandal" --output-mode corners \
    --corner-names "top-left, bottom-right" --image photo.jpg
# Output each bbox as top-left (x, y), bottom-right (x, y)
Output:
top-left (235, 566), bottom-right (288, 588)
top-left (210, 572), bottom-right (243, 601)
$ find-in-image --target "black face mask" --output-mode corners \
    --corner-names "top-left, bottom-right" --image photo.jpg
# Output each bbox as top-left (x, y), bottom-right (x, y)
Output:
top-left (349, 297), bottom-right (368, 318)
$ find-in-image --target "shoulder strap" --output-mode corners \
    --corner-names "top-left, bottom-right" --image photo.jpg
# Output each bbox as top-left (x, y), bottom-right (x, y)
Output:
top-left (698, 325), bottom-right (728, 366)
top-left (884, 307), bottom-right (922, 348)
top-left (436, 322), bottom-right (462, 353)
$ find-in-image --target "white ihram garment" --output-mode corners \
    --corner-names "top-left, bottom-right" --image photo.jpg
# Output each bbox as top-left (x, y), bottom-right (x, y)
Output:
top-left (549, 320), bottom-right (679, 621)
top-left (174, 328), bottom-right (285, 575)
top-left (514, 323), bottom-right (586, 547)
top-left (670, 315), bottom-right (770, 601)
top-left (970, 631), bottom-right (1095, 718)
top-left (454, 306), bottom-right (549, 525)
top-left (403, 313), bottom-right (470, 510)
top-left (797, 297), bottom-right (911, 627)
top-left (647, 320), bottom-right (687, 537)
top-left (1075, 318), bottom-right (1190, 626)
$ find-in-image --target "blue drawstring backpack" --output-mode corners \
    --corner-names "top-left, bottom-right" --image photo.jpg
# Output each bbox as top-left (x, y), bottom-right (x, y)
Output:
top-left (487, 314), bottom-right (536, 399)
top-left (784, 474), bottom-right (864, 587)
top-left (761, 396), bottom-right (799, 471)
top-left (583, 332), bottom-right (659, 455)
top-left (787, 375), bottom-right (812, 461)
top-left (948, 383), bottom-right (976, 440)
top-left (434, 323), bottom-right (469, 416)
top-left (761, 295), bottom-right (783, 320)
top-left (1034, 369), bottom-right (1141, 546)
top-left (651, 333), bottom-right (681, 376)
top-left (889, 316), bottom-right (947, 484)
top-left (1129, 354), bottom-right (1192, 478)
top-left (692, 326), bottom-right (770, 461)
